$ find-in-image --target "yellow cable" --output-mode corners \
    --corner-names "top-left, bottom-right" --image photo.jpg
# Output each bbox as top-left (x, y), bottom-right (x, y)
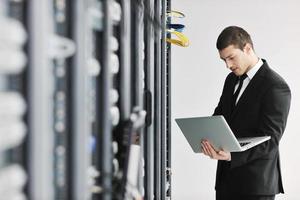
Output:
top-left (166, 29), bottom-right (189, 47)
top-left (166, 10), bottom-right (185, 18)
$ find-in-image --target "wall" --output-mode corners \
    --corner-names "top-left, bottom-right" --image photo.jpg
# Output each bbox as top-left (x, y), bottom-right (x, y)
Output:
top-left (171, 0), bottom-right (300, 199)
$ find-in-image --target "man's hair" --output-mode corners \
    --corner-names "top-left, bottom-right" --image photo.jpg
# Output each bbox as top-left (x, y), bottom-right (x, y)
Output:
top-left (216, 26), bottom-right (254, 51)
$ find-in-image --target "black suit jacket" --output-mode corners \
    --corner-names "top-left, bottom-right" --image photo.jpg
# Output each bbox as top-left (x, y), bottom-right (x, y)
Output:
top-left (213, 59), bottom-right (291, 195)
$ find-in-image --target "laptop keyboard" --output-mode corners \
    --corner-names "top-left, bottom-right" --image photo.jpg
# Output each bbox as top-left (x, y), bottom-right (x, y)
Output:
top-left (239, 142), bottom-right (250, 147)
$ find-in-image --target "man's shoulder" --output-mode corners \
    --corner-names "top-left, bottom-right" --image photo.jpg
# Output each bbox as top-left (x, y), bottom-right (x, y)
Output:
top-left (260, 60), bottom-right (289, 86)
top-left (264, 65), bottom-right (289, 86)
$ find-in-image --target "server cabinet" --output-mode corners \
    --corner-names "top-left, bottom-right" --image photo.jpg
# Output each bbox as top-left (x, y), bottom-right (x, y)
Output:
top-left (0, 0), bottom-right (172, 199)
top-left (0, 1), bottom-right (28, 199)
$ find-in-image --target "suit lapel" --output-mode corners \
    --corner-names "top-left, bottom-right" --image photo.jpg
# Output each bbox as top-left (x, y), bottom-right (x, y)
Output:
top-left (223, 74), bottom-right (238, 120)
top-left (230, 62), bottom-right (268, 119)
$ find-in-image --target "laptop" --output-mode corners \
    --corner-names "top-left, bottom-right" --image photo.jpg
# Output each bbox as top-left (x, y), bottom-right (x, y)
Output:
top-left (175, 115), bottom-right (271, 153)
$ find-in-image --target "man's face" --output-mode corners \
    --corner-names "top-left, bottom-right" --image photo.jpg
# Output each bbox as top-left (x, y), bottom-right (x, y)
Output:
top-left (219, 44), bottom-right (251, 76)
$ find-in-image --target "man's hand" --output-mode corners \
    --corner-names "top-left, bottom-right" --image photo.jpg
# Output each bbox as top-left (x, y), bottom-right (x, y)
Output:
top-left (201, 140), bottom-right (231, 161)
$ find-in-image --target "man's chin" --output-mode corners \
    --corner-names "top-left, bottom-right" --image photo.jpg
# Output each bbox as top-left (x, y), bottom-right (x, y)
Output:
top-left (232, 71), bottom-right (240, 76)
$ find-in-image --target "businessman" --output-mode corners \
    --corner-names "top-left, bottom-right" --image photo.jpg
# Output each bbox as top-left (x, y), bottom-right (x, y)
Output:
top-left (201, 26), bottom-right (291, 200)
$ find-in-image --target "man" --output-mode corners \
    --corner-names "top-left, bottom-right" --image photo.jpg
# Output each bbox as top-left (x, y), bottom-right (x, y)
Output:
top-left (201, 26), bottom-right (291, 200)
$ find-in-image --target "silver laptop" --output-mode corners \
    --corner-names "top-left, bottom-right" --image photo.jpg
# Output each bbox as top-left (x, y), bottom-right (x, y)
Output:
top-left (175, 115), bottom-right (270, 153)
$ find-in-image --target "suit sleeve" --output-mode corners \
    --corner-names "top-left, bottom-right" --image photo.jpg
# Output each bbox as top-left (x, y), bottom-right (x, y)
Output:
top-left (230, 82), bottom-right (291, 168)
top-left (213, 95), bottom-right (223, 116)
top-left (213, 74), bottom-right (232, 116)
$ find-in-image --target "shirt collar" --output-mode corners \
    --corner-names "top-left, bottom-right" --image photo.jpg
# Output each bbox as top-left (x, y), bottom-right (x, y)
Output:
top-left (246, 58), bottom-right (263, 80)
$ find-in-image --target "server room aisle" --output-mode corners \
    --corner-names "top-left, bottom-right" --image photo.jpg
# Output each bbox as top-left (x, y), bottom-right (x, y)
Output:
top-left (0, 0), bottom-right (177, 200)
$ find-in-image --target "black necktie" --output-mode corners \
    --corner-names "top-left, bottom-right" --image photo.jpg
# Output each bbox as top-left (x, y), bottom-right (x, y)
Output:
top-left (232, 74), bottom-right (248, 108)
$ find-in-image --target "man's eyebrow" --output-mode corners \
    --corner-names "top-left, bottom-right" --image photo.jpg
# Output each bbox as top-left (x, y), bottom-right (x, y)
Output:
top-left (220, 54), bottom-right (233, 60)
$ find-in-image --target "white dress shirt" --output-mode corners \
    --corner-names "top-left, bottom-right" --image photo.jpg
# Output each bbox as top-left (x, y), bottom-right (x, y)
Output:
top-left (234, 58), bottom-right (263, 104)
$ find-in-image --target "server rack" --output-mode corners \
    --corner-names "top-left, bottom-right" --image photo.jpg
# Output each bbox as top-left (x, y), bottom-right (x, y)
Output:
top-left (160, 0), bottom-right (168, 198)
top-left (104, 0), bottom-right (172, 199)
top-left (0, 0), bottom-right (172, 199)
top-left (165, 1), bottom-right (172, 199)
top-left (96, 0), bottom-right (113, 199)
top-left (111, 0), bottom-right (147, 199)
top-left (71, 0), bottom-right (86, 199)
top-left (0, 1), bottom-right (27, 200)
top-left (153, 0), bottom-right (172, 199)
top-left (28, 0), bottom-right (55, 199)
top-left (52, 1), bottom-right (73, 199)
top-left (144, 0), bottom-right (155, 198)
top-left (154, 0), bottom-right (162, 199)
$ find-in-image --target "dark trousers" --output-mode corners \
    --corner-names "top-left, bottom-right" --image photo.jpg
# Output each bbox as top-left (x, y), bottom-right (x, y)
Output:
top-left (216, 191), bottom-right (275, 200)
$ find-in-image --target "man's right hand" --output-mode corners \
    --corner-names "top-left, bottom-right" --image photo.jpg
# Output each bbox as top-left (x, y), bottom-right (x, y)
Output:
top-left (201, 140), bottom-right (231, 161)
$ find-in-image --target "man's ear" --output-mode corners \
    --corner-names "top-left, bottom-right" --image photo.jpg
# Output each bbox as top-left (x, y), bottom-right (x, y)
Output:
top-left (243, 43), bottom-right (252, 54)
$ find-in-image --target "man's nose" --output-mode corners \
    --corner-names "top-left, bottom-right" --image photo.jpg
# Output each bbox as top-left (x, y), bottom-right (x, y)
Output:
top-left (225, 61), bottom-right (233, 69)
